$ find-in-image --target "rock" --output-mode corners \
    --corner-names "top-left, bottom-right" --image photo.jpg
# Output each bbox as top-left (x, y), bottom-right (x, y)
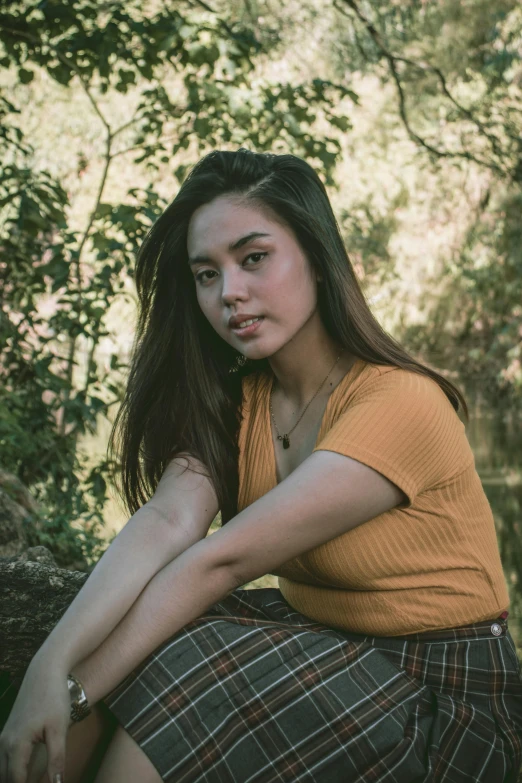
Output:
top-left (0, 558), bottom-right (88, 677)
top-left (0, 471), bottom-right (90, 680)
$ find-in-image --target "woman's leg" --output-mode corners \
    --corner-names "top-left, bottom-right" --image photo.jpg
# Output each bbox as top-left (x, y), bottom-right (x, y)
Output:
top-left (93, 724), bottom-right (162, 783)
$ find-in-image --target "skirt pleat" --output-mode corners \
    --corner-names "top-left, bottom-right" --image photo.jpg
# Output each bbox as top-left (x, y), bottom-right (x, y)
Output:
top-left (102, 588), bottom-right (522, 783)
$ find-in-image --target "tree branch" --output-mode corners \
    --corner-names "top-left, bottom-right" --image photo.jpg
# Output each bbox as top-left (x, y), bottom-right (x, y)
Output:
top-left (0, 23), bottom-right (111, 134)
top-left (334, 0), bottom-right (509, 177)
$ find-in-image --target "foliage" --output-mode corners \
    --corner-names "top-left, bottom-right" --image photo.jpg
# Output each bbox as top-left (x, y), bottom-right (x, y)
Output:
top-left (403, 186), bottom-right (522, 403)
top-left (328, 0), bottom-right (522, 402)
top-left (0, 0), bottom-right (357, 562)
top-left (0, 91), bottom-right (110, 568)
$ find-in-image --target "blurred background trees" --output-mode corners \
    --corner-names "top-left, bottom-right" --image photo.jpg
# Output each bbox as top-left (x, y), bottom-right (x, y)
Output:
top-left (1, 0), bottom-right (521, 643)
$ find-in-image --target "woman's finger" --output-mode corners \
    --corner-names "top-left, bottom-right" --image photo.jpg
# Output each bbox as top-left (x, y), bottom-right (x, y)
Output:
top-left (26, 743), bottom-right (49, 783)
top-left (44, 725), bottom-right (66, 783)
top-left (6, 738), bottom-right (32, 783)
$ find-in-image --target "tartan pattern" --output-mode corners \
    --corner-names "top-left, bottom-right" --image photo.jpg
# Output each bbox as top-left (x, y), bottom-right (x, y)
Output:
top-left (103, 588), bottom-right (522, 783)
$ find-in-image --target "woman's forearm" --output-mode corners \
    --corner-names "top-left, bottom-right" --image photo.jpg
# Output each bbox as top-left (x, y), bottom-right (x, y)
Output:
top-left (32, 504), bottom-right (196, 675)
top-left (68, 541), bottom-right (235, 707)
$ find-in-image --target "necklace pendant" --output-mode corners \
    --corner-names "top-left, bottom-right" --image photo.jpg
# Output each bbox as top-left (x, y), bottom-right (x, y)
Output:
top-left (282, 435), bottom-right (290, 449)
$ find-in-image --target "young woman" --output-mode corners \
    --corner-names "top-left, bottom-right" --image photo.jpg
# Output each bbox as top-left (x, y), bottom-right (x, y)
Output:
top-left (1, 149), bottom-right (521, 783)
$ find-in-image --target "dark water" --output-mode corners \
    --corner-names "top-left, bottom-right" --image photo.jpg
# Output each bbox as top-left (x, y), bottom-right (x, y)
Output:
top-left (465, 396), bottom-right (522, 655)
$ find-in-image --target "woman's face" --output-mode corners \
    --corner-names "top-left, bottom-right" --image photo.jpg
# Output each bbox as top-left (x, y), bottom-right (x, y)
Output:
top-left (187, 195), bottom-right (320, 361)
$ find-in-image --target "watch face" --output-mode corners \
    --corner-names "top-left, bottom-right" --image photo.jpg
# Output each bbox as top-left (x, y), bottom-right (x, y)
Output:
top-left (68, 679), bottom-right (81, 700)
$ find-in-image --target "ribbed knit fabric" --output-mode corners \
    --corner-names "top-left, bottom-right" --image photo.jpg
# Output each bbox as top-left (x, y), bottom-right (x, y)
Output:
top-left (237, 359), bottom-right (509, 636)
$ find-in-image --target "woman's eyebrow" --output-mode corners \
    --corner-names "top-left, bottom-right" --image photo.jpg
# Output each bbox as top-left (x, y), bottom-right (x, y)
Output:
top-left (188, 232), bottom-right (272, 266)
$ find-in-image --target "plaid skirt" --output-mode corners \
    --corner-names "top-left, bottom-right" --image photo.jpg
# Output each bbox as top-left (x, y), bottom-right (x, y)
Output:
top-left (102, 588), bottom-right (522, 783)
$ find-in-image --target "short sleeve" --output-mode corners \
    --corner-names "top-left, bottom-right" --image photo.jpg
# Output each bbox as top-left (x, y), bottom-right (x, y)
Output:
top-left (312, 368), bottom-right (473, 508)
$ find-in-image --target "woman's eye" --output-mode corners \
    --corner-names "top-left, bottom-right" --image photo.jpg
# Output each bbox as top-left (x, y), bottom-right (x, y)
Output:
top-left (195, 270), bottom-right (216, 284)
top-left (245, 252), bottom-right (267, 265)
top-left (195, 252), bottom-right (267, 284)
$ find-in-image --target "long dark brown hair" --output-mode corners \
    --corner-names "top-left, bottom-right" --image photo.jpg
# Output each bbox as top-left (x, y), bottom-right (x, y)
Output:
top-left (108, 148), bottom-right (468, 524)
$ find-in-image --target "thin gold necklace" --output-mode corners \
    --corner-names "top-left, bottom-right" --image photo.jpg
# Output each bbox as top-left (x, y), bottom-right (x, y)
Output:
top-left (269, 350), bottom-right (344, 449)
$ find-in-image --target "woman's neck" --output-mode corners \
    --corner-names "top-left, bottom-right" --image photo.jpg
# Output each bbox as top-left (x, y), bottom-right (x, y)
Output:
top-left (268, 351), bottom-right (358, 410)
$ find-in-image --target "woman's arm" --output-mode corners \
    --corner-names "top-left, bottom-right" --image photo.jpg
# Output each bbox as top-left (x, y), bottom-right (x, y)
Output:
top-left (55, 451), bottom-right (404, 709)
top-left (69, 541), bottom-right (234, 706)
top-left (32, 454), bottom-right (219, 676)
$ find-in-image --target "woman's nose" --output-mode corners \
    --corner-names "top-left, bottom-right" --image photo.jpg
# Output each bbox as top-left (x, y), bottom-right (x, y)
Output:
top-left (221, 270), bottom-right (248, 304)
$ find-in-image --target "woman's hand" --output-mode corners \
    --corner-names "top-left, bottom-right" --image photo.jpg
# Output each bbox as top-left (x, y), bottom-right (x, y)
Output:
top-left (0, 661), bottom-right (70, 783)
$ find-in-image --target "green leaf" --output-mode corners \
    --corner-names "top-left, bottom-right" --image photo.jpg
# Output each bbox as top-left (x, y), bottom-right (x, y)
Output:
top-left (329, 115), bottom-right (352, 132)
top-left (48, 63), bottom-right (73, 86)
top-left (193, 116), bottom-right (212, 136)
top-left (18, 68), bottom-right (35, 84)
top-left (95, 203), bottom-right (113, 218)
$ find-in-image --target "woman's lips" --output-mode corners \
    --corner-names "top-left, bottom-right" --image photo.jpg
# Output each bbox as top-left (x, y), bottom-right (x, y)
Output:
top-left (230, 316), bottom-right (265, 337)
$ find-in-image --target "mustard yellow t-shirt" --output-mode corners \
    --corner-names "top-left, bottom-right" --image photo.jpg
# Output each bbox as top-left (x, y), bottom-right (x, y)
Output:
top-left (237, 359), bottom-right (509, 636)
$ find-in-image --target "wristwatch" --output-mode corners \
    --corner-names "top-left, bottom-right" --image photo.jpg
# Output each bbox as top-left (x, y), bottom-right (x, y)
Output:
top-left (67, 673), bottom-right (92, 723)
